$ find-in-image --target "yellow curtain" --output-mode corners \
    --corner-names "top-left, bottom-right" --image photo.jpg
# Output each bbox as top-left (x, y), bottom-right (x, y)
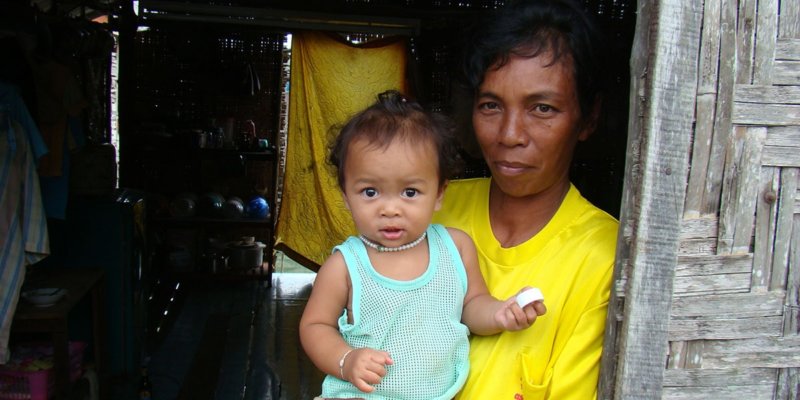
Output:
top-left (275, 32), bottom-right (408, 269)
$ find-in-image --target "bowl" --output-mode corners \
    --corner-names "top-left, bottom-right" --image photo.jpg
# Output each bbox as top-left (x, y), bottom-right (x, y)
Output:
top-left (199, 192), bottom-right (225, 217)
top-left (169, 193), bottom-right (198, 218)
top-left (21, 288), bottom-right (67, 307)
top-left (222, 196), bottom-right (245, 219)
top-left (245, 196), bottom-right (269, 219)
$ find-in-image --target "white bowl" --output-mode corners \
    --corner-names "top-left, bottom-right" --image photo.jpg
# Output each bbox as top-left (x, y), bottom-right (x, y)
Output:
top-left (21, 288), bottom-right (67, 307)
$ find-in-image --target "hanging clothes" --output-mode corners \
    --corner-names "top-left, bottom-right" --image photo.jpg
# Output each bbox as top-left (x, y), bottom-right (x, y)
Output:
top-left (0, 82), bottom-right (50, 363)
top-left (31, 58), bottom-right (86, 178)
top-left (274, 32), bottom-right (408, 267)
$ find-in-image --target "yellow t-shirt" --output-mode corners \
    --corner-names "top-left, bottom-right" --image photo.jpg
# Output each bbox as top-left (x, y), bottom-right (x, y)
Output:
top-left (432, 178), bottom-right (619, 400)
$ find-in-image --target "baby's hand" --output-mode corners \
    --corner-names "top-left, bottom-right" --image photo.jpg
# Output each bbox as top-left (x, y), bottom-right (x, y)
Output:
top-left (342, 348), bottom-right (394, 393)
top-left (494, 287), bottom-right (547, 331)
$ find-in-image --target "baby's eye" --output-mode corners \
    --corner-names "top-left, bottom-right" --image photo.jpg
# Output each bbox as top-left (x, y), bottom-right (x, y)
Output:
top-left (362, 188), bottom-right (378, 198)
top-left (402, 188), bottom-right (418, 198)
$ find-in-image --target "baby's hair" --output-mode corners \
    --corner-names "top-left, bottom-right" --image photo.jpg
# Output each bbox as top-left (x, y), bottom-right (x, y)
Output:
top-left (329, 90), bottom-right (462, 189)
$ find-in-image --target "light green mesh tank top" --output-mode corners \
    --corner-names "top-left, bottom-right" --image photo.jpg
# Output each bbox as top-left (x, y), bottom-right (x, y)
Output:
top-left (320, 224), bottom-right (470, 400)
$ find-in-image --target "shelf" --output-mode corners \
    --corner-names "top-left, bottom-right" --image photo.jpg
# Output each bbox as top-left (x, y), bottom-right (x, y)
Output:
top-left (197, 148), bottom-right (275, 161)
top-left (153, 216), bottom-right (273, 227)
top-left (139, 147), bottom-right (275, 162)
top-left (167, 263), bottom-right (272, 282)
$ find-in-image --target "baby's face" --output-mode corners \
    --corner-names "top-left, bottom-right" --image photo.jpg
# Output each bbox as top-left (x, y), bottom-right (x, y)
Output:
top-left (341, 136), bottom-right (443, 248)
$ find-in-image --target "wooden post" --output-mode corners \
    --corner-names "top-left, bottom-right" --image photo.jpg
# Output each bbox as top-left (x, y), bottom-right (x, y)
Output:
top-left (599, 0), bottom-right (704, 398)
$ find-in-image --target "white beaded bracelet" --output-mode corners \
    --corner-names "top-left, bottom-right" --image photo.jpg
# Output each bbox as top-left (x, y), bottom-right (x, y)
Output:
top-left (338, 349), bottom-right (354, 380)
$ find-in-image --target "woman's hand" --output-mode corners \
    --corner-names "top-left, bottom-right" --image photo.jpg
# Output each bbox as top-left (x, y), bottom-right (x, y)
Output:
top-left (342, 348), bottom-right (394, 393)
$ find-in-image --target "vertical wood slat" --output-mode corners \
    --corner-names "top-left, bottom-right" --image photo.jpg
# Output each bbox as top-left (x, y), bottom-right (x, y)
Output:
top-left (734, 0), bottom-right (757, 84)
top-left (702, 0), bottom-right (737, 215)
top-left (753, 0), bottom-right (778, 84)
top-left (776, 201), bottom-right (800, 399)
top-left (779, 0), bottom-right (800, 38)
top-left (667, 341), bottom-right (687, 369)
top-left (599, 0), bottom-right (650, 395)
top-left (666, 340), bottom-right (705, 370)
top-left (684, 341), bottom-right (704, 369)
top-left (752, 167), bottom-right (780, 289)
top-left (684, 0), bottom-right (721, 218)
top-left (600, 0), bottom-right (653, 392)
top-left (714, 0), bottom-right (752, 245)
top-left (770, 168), bottom-right (799, 290)
top-left (609, 0), bottom-right (703, 397)
top-left (717, 126), bottom-right (766, 254)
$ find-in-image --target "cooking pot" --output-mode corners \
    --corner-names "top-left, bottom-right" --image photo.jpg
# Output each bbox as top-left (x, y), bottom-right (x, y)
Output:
top-left (228, 237), bottom-right (265, 270)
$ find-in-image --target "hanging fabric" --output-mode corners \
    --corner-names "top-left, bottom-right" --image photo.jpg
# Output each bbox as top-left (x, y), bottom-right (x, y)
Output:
top-left (0, 82), bottom-right (50, 363)
top-left (274, 31), bottom-right (408, 268)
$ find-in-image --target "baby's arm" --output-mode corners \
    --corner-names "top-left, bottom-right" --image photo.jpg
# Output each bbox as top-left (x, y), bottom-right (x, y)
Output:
top-left (448, 228), bottom-right (547, 335)
top-left (299, 251), bottom-right (393, 393)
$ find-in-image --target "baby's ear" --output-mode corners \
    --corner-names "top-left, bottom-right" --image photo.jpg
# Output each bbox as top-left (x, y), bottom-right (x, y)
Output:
top-left (434, 180), bottom-right (449, 211)
top-left (341, 191), bottom-right (351, 211)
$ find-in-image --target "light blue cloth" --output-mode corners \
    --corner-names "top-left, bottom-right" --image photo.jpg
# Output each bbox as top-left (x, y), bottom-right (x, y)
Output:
top-left (321, 224), bottom-right (470, 400)
top-left (0, 82), bottom-right (47, 159)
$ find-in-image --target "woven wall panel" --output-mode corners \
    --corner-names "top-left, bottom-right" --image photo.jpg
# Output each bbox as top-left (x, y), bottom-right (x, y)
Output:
top-left (132, 26), bottom-right (284, 141)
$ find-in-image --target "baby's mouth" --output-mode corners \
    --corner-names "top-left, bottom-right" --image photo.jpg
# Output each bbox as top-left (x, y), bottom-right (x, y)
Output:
top-left (380, 228), bottom-right (403, 241)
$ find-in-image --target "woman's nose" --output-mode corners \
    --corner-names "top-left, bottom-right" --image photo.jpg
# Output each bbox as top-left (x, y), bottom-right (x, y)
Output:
top-left (498, 110), bottom-right (527, 147)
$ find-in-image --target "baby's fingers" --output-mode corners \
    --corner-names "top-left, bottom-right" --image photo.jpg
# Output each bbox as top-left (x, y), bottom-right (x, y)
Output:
top-left (350, 350), bottom-right (392, 393)
top-left (352, 376), bottom-right (377, 393)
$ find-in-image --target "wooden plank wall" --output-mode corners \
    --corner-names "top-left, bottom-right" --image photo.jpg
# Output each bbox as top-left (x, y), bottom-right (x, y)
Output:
top-left (601, 0), bottom-right (800, 399)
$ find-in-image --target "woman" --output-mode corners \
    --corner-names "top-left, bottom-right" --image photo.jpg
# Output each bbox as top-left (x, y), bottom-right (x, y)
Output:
top-left (432, 0), bottom-right (619, 398)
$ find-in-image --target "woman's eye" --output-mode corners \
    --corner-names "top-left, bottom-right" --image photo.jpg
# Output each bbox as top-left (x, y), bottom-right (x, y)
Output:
top-left (477, 101), bottom-right (499, 111)
top-left (533, 104), bottom-right (554, 114)
top-left (402, 188), bottom-right (418, 198)
top-left (363, 188), bottom-right (378, 198)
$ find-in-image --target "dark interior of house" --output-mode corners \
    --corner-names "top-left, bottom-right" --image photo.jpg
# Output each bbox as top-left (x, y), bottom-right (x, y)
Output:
top-left (1, 0), bottom-right (635, 399)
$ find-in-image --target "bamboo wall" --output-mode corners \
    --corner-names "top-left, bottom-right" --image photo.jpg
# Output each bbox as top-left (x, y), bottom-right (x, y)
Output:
top-left (601, 0), bottom-right (800, 399)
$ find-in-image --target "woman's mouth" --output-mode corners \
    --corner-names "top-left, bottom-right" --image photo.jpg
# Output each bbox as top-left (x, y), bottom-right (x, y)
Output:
top-left (494, 161), bottom-right (529, 176)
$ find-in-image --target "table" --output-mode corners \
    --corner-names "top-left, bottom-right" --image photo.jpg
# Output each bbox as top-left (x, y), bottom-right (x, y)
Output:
top-left (13, 268), bottom-right (107, 399)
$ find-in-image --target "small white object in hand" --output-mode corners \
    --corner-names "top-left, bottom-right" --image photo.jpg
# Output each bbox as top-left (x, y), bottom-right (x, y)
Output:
top-left (516, 287), bottom-right (544, 308)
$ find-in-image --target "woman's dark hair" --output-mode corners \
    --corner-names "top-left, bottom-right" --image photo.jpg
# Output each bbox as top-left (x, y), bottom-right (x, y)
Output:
top-left (329, 90), bottom-right (462, 189)
top-left (461, 0), bottom-right (608, 121)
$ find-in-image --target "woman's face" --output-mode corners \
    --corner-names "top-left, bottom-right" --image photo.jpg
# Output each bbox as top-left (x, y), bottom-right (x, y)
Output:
top-left (472, 53), bottom-right (593, 199)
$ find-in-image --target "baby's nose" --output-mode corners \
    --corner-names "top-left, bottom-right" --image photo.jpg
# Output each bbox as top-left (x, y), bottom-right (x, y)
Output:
top-left (379, 200), bottom-right (401, 217)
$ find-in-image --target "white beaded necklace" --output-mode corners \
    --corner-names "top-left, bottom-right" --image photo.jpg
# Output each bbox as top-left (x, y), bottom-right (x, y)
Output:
top-left (359, 232), bottom-right (427, 252)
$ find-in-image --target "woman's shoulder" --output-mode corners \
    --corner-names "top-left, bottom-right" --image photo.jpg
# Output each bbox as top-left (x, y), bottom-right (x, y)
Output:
top-left (567, 185), bottom-right (620, 229)
top-left (434, 178), bottom-right (490, 228)
top-left (445, 177), bottom-right (491, 195)
top-left (439, 178), bottom-right (491, 211)
top-left (555, 187), bottom-right (620, 256)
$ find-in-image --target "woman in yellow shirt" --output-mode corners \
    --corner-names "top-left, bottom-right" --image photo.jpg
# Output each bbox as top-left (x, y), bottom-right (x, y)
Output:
top-left (433, 0), bottom-right (619, 398)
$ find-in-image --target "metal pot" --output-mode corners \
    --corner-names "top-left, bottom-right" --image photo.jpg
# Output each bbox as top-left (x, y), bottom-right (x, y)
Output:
top-left (228, 237), bottom-right (265, 270)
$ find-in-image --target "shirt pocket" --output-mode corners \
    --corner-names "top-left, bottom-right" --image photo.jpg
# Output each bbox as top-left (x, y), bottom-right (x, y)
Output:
top-left (518, 349), bottom-right (553, 400)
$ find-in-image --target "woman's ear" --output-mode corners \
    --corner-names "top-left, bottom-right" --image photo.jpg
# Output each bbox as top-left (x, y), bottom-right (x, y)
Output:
top-left (578, 96), bottom-right (602, 141)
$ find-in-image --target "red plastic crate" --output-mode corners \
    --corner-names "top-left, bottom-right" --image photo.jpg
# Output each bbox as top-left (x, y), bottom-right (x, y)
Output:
top-left (0, 342), bottom-right (86, 400)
